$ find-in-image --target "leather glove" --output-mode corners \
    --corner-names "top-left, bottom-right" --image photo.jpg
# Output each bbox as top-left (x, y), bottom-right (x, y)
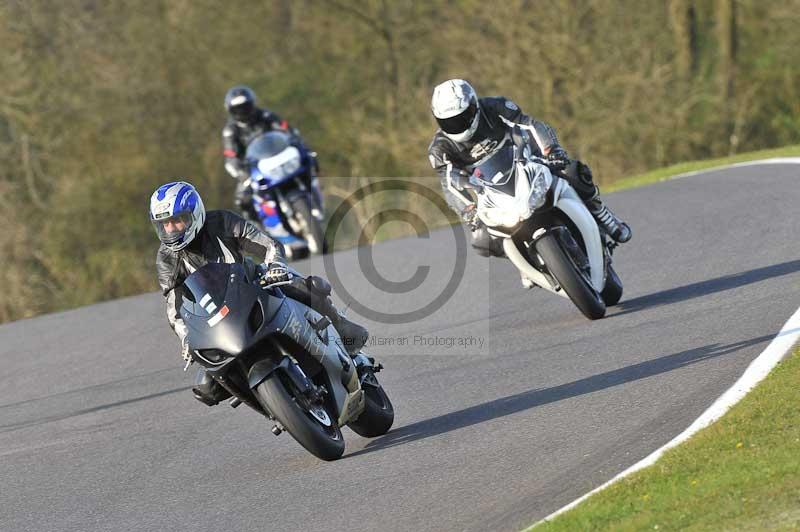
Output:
top-left (227, 160), bottom-right (248, 181)
top-left (259, 260), bottom-right (290, 287)
top-left (545, 148), bottom-right (570, 169)
top-left (544, 146), bottom-right (570, 164)
top-left (461, 203), bottom-right (478, 227)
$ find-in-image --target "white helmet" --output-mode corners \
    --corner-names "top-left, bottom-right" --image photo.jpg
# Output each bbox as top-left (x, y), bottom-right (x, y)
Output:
top-left (431, 79), bottom-right (480, 143)
top-left (149, 181), bottom-right (206, 251)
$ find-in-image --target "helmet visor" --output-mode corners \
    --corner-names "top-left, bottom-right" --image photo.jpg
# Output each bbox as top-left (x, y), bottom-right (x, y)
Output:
top-left (152, 211), bottom-right (194, 246)
top-left (436, 100), bottom-right (479, 135)
top-left (230, 100), bottom-right (255, 122)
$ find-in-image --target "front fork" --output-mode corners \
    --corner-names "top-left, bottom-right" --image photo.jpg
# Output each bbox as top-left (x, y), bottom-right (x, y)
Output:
top-left (352, 353), bottom-right (384, 387)
top-left (253, 187), bottom-right (305, 238)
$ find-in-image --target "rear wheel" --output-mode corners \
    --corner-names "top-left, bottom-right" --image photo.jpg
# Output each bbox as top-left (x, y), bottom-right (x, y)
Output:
top-left (255, 373), bottom-right (345, 461)
top-left (291, 197), bottom-right (327, 255)
top-left (536, 232), bottom-right (606, 320)
top-left (347, 372), bottom-right (394, 438)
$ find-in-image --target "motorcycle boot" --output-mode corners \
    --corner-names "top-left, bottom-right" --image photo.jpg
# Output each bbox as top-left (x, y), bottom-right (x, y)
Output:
top-left (586, 190), bottom-right (632, 243)
top-left (562, 161), bottom-right (631, 244)
top-left (314, 293), bottom-right (368, 356)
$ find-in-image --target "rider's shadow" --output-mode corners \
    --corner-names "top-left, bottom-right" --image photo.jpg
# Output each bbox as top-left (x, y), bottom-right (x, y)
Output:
top-left (611, 259), bottom-right (800, 317)
top-left (345, 333), bottom-right (781, 458)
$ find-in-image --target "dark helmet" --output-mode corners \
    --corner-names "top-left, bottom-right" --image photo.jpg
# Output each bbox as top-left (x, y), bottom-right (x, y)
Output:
top-left (225, 85), bottom-right (257, 124)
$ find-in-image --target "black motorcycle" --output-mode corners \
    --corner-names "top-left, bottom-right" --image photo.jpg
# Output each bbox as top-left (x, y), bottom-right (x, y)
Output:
top-left (180, 261), bottom-right (393, 461)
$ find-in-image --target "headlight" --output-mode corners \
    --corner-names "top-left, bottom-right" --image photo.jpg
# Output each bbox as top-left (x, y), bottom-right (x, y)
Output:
top-left (258, 158), bottom-right (287, 179)
top-left (484, 209), bottom-right (523, 228)
top-left (479, 191), bottom-right (528, 228)
top-left (279, 156), bottom-right (301, 176)
top-left (256, 146), bottom-right (302, 180)
top-left (528, 168), bottom-right (552, 209)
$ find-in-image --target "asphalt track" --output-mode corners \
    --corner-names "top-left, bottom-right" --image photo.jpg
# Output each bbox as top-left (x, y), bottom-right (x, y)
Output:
top-left (1, 163), bottom-right (798, 532)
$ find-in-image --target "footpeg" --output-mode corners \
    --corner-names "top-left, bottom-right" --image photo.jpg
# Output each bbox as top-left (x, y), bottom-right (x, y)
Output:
top-left (271, 424), bottom-right (283, 436)
top-left (229, 397), bottom-right (242, 408)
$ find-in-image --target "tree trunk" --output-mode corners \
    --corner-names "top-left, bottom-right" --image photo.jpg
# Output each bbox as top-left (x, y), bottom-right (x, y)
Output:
top-left (716, 0), bottom-right (736, 101)
top-left (668, 0), bottom-right (697, 81)
top-left (716, 0), bottom-right (737, 153)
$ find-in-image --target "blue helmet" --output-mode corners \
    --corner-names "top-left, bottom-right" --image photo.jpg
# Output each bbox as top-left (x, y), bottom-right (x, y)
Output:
top-left (149, 181), bottom-right (206, 251)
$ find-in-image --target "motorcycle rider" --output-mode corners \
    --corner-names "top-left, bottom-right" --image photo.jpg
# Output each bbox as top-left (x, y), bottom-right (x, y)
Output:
top-left (222, 85), bottom-right (316, 221)
top-left (428, 79), bottom-right (631, 269)
top-left (150, 181), bottom-right (367, 406)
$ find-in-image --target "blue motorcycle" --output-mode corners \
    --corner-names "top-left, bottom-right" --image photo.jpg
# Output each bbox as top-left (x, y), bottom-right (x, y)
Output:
top-left (245, 131), bottom-right (327, 258)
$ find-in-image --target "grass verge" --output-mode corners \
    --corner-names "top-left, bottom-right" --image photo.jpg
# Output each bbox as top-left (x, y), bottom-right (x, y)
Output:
top-left (605, 144), bottom-right (800, 193)
top-left (528, 347), bottom-right (800, 531)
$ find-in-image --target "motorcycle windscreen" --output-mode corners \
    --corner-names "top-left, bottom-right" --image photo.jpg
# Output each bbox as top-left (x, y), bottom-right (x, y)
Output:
top-left (247, 131), bottom-right (303, 185)
top-left (471, 144), bottom-right (516, 196)
top-left (245, 131), bottom-right (291, 160)
top-left (181, 262), bottom-right (243, 316)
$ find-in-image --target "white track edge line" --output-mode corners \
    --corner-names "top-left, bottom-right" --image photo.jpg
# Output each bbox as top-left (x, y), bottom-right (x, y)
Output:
top-left (528, 158), bottom-right (800, 529)
top-left (668, 156), bottom-right (800, 181)
top-left (530, 306), bottom-right (800, 528)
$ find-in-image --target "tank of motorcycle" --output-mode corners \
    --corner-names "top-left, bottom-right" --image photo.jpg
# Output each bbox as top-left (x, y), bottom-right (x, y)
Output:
top-left (472, 143), bottom-right (515, 187)
top-left (179, 262), bottom-right (284, 359)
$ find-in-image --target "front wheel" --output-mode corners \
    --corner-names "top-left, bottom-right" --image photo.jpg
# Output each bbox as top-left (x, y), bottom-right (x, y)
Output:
top-left (536, 233), bottom-right (606, 320)
top-left (347, 372), bottom-right (394, 438)
top-left (291, 197), bottom-right (327, 255)
top-left (255, 373), bottom-right (345, 461)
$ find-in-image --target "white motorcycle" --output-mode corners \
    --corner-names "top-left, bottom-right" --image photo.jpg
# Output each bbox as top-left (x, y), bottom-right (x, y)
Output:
top-left (464, 131), bottom-right (623, 319)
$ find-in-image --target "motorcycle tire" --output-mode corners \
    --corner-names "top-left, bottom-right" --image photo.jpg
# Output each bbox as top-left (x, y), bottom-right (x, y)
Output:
top-left (536, 232), bottom-right (606, 320)
top-left (291, 197), bottom-right (327, 255)
top-left (347, 377), bottom-right (394, 438)
top-left (255, 373), bottom-right (345, 461)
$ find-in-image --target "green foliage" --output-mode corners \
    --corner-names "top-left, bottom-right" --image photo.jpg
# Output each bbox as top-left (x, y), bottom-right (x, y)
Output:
top-left (605, 144), bottom-right (800, 193)
top-left (1, 0), bottom-right (799, 322)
